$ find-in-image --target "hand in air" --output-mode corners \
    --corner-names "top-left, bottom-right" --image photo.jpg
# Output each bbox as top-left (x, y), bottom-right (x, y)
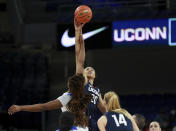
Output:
top-left (74, 18), bottom-right (85, 32)
top-left (8, 105), bottom-right (21, 115)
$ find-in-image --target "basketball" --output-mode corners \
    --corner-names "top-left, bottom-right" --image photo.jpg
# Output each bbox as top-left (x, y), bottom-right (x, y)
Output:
top-left (74, 5), bottom-right (92, 24)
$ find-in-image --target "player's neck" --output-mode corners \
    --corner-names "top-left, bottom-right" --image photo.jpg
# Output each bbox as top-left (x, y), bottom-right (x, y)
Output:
top-left (88, 79), bottom-right (94, 85)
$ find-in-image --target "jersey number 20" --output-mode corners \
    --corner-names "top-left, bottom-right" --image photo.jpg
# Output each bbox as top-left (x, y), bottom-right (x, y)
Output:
top-left (112, 114), bottom-right (127, 127)
top-left (91, 94), bottom-right (98, 104)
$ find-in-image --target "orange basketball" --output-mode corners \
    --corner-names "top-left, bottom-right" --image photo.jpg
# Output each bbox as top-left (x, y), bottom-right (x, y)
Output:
top-left (74, 5), bottom-right (92, 24)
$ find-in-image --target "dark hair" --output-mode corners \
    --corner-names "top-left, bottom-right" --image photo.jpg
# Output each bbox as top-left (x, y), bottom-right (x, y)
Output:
top-left (58, 111), bottom-right (75, 131)
top-left (134, 114), bottom-right (146, 130)
top-left (67, 74), bottom-right (92, 127)
top-left (68, 74), bottom-right (85, 99)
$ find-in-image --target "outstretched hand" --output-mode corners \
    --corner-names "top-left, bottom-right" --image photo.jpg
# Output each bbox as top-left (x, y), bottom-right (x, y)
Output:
top-left (8, 105), bottom-right (21, 115)
top-left (74, 19), bottom-right (85, 32)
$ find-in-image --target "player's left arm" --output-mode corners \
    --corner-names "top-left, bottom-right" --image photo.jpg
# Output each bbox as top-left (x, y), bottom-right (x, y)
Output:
top-left (97, 115), bottom-right (107, 131)
top-left (97, 94), bottom-right (106, 114)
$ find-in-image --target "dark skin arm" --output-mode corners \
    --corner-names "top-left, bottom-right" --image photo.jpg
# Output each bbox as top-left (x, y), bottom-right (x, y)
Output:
top-left (74, 19), bottom-right (85, 75)
top-left (8, 99), bottom-right (62, 115)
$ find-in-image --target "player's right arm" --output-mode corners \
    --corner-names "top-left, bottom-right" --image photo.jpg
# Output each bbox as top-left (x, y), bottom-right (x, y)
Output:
top-left (74, 19), bottom-right (86, 77)
top-left (8, 99), bottom-right (62, 115)
top-left (75, 19), bottom-right (82, 64)
top-left (97, 115), bottom-right (107, 131)
top-left (8, 92), bottom-right (72, 115)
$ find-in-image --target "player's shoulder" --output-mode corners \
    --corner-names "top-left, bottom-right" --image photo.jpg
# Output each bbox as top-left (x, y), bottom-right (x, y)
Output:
top-left (104, 111), bottom-right (112, 116)
top-left (105, 111), bottom-right (120, 116)
top-left (62, 92), bottom-right (72, 96)
top-left (57, 91), bottom-right (72, 106)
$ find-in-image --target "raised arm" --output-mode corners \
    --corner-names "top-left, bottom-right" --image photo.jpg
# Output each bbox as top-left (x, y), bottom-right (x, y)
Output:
top-left (8, 99), bottom-right (62, 115)
top-left (75, 19), bottom-right (82, 63)
top-left (74, 19), bottom-right (85, 75)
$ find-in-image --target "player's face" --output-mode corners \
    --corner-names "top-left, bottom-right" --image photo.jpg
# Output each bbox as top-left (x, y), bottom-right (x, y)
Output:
top-left (149, 122), bottom-right (161, 131)
top-left (84, 67), bottom-right (95, 79)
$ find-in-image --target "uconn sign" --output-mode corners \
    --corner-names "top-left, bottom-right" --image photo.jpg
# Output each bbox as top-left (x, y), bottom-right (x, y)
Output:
top-left (114, 27), bottom-right (167, 42)
top-left (112, 18), bottom-right (176, 46)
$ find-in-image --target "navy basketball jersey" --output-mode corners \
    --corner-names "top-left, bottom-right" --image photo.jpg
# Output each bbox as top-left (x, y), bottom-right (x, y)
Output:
top-left (84, 81), bottom-right (102, 130)
top-left (105, 112), bottom-right (133, 131)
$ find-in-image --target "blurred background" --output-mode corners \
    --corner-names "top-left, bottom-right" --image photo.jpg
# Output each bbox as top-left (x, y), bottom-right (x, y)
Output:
top-left (0, 0), bottom-right (176, 131)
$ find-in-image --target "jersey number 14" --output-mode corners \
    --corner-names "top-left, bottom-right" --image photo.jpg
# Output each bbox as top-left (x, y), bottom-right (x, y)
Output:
top-left (112, 114), bottom-right (127, 127)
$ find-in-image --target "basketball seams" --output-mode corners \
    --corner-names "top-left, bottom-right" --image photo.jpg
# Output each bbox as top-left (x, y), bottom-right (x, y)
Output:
top-left (74, 5), bottom-right (92, 23)
top-left (75, 9), bottom-right (91, 17)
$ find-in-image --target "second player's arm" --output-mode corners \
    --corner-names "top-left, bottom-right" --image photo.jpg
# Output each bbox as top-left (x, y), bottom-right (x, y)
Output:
top-left (8, 99), bottom-right (62, 115)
